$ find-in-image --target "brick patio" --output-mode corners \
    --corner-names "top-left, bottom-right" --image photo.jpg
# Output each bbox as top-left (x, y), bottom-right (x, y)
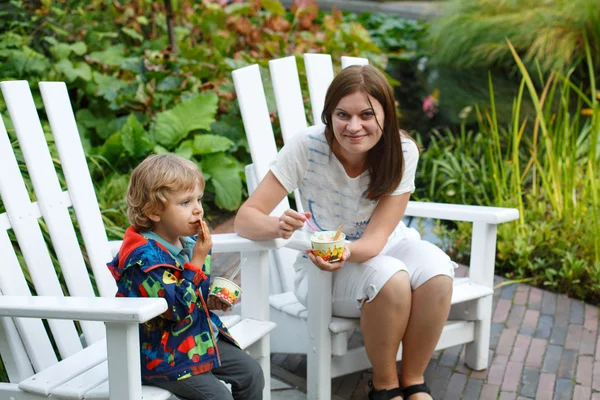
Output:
top-left (211, 219), bottom-right (600, 399)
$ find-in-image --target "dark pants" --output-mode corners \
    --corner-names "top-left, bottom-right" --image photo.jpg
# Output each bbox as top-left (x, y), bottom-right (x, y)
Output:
top-left (152, 341), bottom-right (264, 400)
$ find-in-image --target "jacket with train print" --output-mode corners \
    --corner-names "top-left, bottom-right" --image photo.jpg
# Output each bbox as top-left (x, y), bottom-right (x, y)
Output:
top-left (107, 227), bottom-right (238, 383)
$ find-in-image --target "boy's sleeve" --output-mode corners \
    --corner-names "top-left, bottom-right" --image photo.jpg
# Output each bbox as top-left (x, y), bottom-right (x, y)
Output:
top-left (132, 265), bottom-right (205, 322)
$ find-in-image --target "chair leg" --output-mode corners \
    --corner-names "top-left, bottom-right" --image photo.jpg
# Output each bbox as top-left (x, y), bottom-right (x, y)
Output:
top-left (464, 296), bottom-right (492, 371)
top-left (307, 267), bottom-right (333, 399)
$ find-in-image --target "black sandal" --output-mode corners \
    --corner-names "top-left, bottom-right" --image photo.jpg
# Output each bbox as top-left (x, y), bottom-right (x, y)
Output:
top-left (402, 382), bottom-right (432, 399)
top-left (367, 380), bottom-right (403, 400)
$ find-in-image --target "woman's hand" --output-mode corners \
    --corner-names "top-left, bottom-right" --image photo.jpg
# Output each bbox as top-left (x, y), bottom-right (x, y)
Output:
top-left (207, 294), bottom-right (230, 312)
top-left (306, 243), bottom-right (351, 272)
top-left (191, 220), bottom-right (212, 267)
top-left (277, 210), bottom-right (311, 239)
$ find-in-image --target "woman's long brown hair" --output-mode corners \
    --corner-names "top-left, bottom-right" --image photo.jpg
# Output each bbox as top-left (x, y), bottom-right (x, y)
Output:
top-left (321, 65), bottom-right (404, 200)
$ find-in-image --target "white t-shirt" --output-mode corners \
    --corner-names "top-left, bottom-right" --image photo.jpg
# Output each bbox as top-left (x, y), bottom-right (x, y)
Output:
top-left (270, 125), bottom-right (419, 240)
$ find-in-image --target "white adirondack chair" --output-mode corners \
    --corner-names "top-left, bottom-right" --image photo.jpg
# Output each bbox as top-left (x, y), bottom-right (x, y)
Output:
top-left (0, 81), bottom-right (279, 399)
top-left (232, 54), bottom-right (520, 399)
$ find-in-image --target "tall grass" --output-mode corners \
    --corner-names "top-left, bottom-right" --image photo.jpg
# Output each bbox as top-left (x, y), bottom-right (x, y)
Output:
top-left (417, 38), bottom-right (600, 301)
top-left (426, 0), bottom-right (600, 75)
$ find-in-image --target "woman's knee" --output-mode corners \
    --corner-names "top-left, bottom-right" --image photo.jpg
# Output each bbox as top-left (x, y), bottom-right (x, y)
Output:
top-left (378, 270), bottom-right (411, 307)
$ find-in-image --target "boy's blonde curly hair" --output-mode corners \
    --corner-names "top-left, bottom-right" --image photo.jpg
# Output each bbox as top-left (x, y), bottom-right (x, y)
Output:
top-left (127, 154), bottom-right (205, 231)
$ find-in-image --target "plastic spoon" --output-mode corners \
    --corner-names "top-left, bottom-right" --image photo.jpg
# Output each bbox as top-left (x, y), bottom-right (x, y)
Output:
top-left (227, 257), bottom-right (248, 281)
top-left (333, 224), bottom-right (344, 241)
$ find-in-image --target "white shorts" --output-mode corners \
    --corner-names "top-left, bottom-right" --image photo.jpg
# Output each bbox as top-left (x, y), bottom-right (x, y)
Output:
top-left (293, 234), bottom-right (456, 318)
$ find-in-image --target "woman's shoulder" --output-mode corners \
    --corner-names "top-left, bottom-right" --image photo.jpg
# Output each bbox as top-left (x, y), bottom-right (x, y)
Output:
top-left (286, 125), bottom-right (328, 150)
top-left (399, 130), bottom-right (420, 156)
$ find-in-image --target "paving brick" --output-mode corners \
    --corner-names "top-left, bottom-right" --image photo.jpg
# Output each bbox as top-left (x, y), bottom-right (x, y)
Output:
top-left (541, 291), bottom-right (557, 315)
top-left (520, 368), bottom-right (540, 398)
top-left (592, 393), bottom-right (600, 400)
top-left (573, 385), bottom-right (591, 400)
top-left (570, 300), bottom-right (585, 324)
top-left (580, 326), bottom-right (597, 356)
top-left (497, 328), bottom-right (518, 356)
top-left (499, 392), bottom-right (517, 400)
top-left (565, 325), bottom-right (583, 350)
top-left (507, 306), bottom-right (526, 329)
top-left (536, 373), bottom-right (556, 400)
top-left (511, 334), bottom-right (532, 363)
top-left (443, 372), bottom-right (467, 400)
top-left (487, 354), bottom-right (509, 386)
top-left (480, 383), bottom-right (500, 400)
top-left (584, 304), bottom-right (598, 331)
top-left (502, 361), bottom-right (523, 392)
top-left (554, 378), bottom-right (574, 400)
top-left (525, 338), bottom-right (548, 369)
top-left (557, 349), bottom-right (577, 379)
top-left (593, 361), bottom-right (600, 391)
top-left (535, 314), bottom-right (553, 339)
top-left (462, 378), bottom-right (483, 400)
top-left (470, 349), bottom-right (493, 380)
top-left (501, 284), bottom-right (517, 300)
top-left (596, 335), bottom-right (600, 361)
top-left (429, 366), bottom-right (452, 400)
top-left (440, 344), bottom-right (461, 367)
top-left (491, 322), bottom-right (505, 350)
top-left (424, 357), bottom-right (438, 384)
top-left (528, 287), bottom-right (543, 310)
top-left (549, 324), bottom-right (568, 346)
top-left (519, 309), bottom-right (539, 336)
top-left (494, 299), bottom-right (512, 323)
top-left (514, 285), bottom-right (530, 306)
top-left (576, 355), bottom-right (593, 387)
top-left (542, 345), bottom-right (563, 374)
top-left (454, 346), bottom-right (470, 375)
top-left (556, 295), bottom-right (571, 314)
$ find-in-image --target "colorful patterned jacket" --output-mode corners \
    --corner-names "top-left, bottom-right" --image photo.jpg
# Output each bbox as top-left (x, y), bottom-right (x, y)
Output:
top-left (107, 227), bottom-right (238, 383)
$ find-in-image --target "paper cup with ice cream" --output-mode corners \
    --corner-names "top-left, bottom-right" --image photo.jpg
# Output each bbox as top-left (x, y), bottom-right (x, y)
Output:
top-left (311, 230), bottom-right (346, 263)
top-left (209, 277), bottom-right (242, 307)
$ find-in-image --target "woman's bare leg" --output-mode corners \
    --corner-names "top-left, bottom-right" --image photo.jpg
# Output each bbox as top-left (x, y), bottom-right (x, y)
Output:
top-left (400, 275), bottom-right (453, 399)
top-left (360, 271), bottom-right (411, 399)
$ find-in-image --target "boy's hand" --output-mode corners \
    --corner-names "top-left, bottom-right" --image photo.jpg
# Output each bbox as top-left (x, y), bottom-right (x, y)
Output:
top-left (191, 220), bottom-right (212, 267)
top-left (278, 210), bottom-right (311, 239)
top-left (207, 294), bottom-right (231, 312)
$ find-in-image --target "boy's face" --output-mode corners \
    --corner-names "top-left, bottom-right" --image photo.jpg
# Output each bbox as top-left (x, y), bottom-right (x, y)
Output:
top-left (149, 183), bottom-right (204, 247)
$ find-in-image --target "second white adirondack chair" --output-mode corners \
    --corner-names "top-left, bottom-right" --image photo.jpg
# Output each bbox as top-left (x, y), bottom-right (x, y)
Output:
top-left (232, 54), bottom-right (520, 399)
top-left (0, 81), bottom-right (278, 399)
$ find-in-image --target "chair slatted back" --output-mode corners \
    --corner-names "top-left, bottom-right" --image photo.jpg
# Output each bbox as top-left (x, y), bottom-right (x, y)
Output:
top-left (39, 83), bottom-right (116, 300)
top-left (233, 54), bottom-right (368, 294)
top-left (0, 81), bottom-right (114, 379)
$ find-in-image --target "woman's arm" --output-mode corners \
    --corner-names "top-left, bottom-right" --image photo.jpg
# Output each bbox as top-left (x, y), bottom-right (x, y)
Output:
top-left (348, 192), bottom-right (411, 263)
top-left (235, 171), bottom-right (307, 240)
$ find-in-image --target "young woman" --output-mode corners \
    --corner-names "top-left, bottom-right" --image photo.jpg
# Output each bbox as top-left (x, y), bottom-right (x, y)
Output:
top-left (235, 65), bottom-right (455, 400)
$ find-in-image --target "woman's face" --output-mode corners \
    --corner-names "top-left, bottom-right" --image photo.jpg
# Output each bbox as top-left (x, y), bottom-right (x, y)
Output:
top-left (331, 91), bottom-right (384, 158)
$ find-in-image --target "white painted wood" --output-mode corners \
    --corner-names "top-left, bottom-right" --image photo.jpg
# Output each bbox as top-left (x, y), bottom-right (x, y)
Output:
top-left (39, 82), bottom-right (116, 301)
top-left (341, 56), bottom-right (369, 69)
top-left (0, 226), bottom-right (58, 374)
top-left (405, 201), bottom-right (520, 224)
top-left (18, 340), bottom-right (106, 395)
top-left (303, 53), bottom-right (334, 125)
top-left (240, 250), bottom-right (272, 400)
top-left (229, 318), bottom-right (277, 350)
top-left (0, 82), bottom-right (84, 360)
top-left (105, 322), bottom-right (142, 400)
top-left (5, 81), bottom-right (104, 346)
top-left (85, 382), bottom-right (173, 399)
top-left (268, 56), bottom-right (308, 142)
top-left (307, 267), bottom-right (332, 400)
top-left (50, 361), bottom-right (107, 398)
top-left (0, 296), bottom-right (167, 323)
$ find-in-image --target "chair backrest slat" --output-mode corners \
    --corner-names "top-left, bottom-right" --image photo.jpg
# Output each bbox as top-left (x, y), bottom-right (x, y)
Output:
top-left (341, 56), bottom-right (369, 69)
top-left (268, 56), bottom-right (308, 142)
top-left (0, 228), bottom-right (56, 378)
top-left (232, 64), bottom-right (290, 216)
top-left (0, 82), bottom-right (84, 359)
top-left (303, 53), bottom-right (334, 125)
top-left (40, 82), bottom-right (116, 304)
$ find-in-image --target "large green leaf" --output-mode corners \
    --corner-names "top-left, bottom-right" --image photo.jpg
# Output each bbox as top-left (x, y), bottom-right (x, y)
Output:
top-left (120, 114), bottom-right (152, 158)
top-left (260, 0), bottom-right (286, 16)
top-left (201, 153), bottom-right (242, 210)
top-left (193, 134), bottom-right (233, 155)
top-left (153, 93), bottom-right (219, 148)
top-left (93, 72), bottom-right (128, 103)
top-left (55, 59), bottom-right (92, 82)
top-left (89, 44), bottom-right (126, 66)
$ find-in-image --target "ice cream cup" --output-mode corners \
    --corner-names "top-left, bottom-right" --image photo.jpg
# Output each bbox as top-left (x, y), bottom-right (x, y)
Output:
top-left (310, 231), bottom-right (346, 263)
top-left (209, 277), bottom-right (242, 307)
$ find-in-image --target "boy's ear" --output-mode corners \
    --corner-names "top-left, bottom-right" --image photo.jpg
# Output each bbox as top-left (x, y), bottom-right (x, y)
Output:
top-left (147, 211), bottom-right (161, 223)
